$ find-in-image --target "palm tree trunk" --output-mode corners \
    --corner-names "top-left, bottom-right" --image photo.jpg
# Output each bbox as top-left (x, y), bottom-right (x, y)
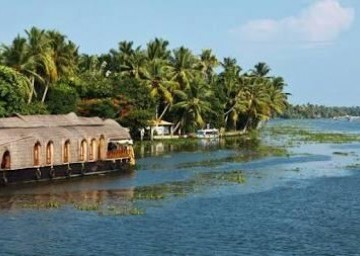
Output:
top-left (27, 76), bottom-right (35, 104)
top-left (172, 121), bottom-right (182, 135)
top-left (41, 84), bottom-right (49, 103)
top-left (158, 103), bottom-right (170, 120)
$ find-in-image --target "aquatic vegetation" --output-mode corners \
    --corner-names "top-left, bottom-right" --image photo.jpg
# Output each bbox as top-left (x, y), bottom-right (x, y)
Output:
top-left (134, 189), bottom-right (166, 200)
top-left (100, 205), bottom-right (145, 216)
top-left (74, 203), bottom-right (100, 211)
top-left (333, 151), bottom-right (350, 156)
top-left (21, 200), bottom-right (61, 209)
top-left (201, 171), bottom-right (246, 184)
top-left (288, 167), bottom-right (301, 172)
top-left (345, 163), bottom-right (360, 170)
top-left (265, 125), bottom-right (360, 144)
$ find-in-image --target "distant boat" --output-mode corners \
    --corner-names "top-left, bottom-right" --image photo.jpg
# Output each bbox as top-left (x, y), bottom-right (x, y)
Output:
top-left (196, 128), bottom-right (220, 139)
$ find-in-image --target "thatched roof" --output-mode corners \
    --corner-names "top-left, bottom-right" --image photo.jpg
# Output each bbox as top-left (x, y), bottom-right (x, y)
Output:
top-left (0, 112), bottom-right (105, 128)
top-left (0, 113), bottom-right (130, 146)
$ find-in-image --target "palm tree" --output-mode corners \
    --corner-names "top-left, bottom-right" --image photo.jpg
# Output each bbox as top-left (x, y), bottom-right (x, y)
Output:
top-left (1, 35), bottom-right (40, 103)
top-left (239, 78), bottom-right (273, 131)
top-left (46, 30), bottom-right (78, 77)
top-left (218, 58), bottom-right (242, 129)
top-left (78, 54), bottom-right (101, 73)
top-left (272, 76), bottom-right (286, 90)
top-left (120, 48), bottom-right (147, 79)
top-left (146, 38), bottom-right (170, 62)
top-left (25, 27), bottom-right (57, 103)
top-left (199, 49), bottom-right (218, 83)
top-left (142, 60), bottom-right (177, 119)
top-left (250, 62), bottom-right (271, 77)
top-left (172, 78), bottom-right (214, 133)
top-left (168, 47), bottom-right (199, 90)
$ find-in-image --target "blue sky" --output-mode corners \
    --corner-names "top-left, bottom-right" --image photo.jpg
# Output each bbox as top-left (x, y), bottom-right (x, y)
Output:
top-left (0, 0), bottom-right (358, 106)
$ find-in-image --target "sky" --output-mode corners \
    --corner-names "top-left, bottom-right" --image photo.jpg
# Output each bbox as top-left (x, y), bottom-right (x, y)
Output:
top-left (0, 0), bottom-right (359, 106)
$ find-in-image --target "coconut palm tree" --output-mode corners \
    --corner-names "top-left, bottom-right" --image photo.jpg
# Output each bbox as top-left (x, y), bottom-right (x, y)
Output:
top-left (1, 35), bottom-right (35, 103)
top-left (172, 78), bottom-right (214, 133)
top-left (120, 48), bottom-right (147, 79)
top-left (24, 27), bottom-right (57, 102)
top-left (217, 58), bottom-right (242, 129)
top-left (168, 47), bottom-right (199, 90)
top-left (199, 49), bottom-right (218, 84)
top-left (142, 60), bottom-right (177, 120)
top-left (146, 38), bottom-right (170, 62)
top-left (250, 62), bottom-right (271, 77)
top-left (46, 30), bottom-right (78, 77)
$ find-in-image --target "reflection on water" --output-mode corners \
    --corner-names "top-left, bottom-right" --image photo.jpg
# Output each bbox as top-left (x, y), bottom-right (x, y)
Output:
top-left (135, 136), bottom-right (261, 158)
top-left (0, 187), bottom-right (135, 211)
top-left (0, 134), bottom-right (290, 213)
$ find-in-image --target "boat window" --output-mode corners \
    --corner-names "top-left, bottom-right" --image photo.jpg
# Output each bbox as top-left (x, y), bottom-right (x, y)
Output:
top-left (79, 139), bottom-right (88, 161)
top-left (89, 139), bottom-right (97, 160)
top-left (107, 142), bottom-right (117, 151)
top-left (99, 135), bottom-right (105, 160)
top-left (63, 140), bottom-right (71, 163)
top-left (34, 142), bottom-right (41, 166)
top-left (46, 141), bottom-right (54, 165)
top-left (1, 151), bottom-right (10, 169)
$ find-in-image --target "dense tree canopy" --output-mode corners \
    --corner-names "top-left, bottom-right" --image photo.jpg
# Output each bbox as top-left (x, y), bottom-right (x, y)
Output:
top-left (0, 27), bottom-right (290, 139)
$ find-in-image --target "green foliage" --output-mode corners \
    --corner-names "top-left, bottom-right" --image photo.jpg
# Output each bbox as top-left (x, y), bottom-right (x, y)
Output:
top-left (0, 65), bottom-right (29, 116)
top-left (46, 82), bottom-right (79, 114)
top-left (1, 27), bottom-right (291, 137)
top-left (21, 102), bottom-right (49, 115)
top-left (282, 104), bottom-right (360, 119)
top-left (77, 98), bottom-right (118, 119)
top-left (75, 72), bottom-right (114, 99)
top-left (115, 77), bottom-right (156, 111)
top-left (119, 109), bottom-right (153, 138)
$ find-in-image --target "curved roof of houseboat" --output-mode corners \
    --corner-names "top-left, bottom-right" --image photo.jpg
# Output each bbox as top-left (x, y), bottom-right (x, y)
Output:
top-left (0, 113), bottom-right (131, 145)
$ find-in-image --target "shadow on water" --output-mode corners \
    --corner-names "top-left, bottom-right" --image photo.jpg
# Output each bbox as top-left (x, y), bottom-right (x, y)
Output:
top-left (0, 169), bottom-right (249, 215)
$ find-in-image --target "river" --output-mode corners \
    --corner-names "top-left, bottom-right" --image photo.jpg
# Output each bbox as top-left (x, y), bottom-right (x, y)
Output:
top-left (1, 119), bottom-right (360, 255)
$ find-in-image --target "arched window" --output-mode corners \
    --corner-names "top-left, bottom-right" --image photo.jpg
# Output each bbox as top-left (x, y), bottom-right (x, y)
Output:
top-left (46, 141), bottom-right (54, 165)
top-left (79, 139), bottom-right (88, 161)
top-left (99, 135), bottom-right (105, 160)
top-left (1, 151), bottom-right (11, 169)
top-left (63, 140), bottom-right (71, 163)
top-left (34, 142), bottom-right (41, 166)
top-left (89, 139), bottom-right (97, 161)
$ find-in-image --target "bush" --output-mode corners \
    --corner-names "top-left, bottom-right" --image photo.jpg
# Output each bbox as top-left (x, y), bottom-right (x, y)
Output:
top-left (46, 83), bottom-right (79, 114)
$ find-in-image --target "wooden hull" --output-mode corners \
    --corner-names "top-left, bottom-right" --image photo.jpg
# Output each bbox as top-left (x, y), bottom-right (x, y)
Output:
top-left (0, 159), bottom-right (133, 186)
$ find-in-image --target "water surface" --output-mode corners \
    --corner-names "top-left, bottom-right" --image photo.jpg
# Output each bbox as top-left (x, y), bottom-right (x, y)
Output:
top-left (1, 119), bottom-right (360, 255)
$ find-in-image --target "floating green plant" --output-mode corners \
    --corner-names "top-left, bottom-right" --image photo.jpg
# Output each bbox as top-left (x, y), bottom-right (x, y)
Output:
top-left (199, 170), bottom-right (247, 184)
top-left (100, 205), bottom-right (145, 216)
top-left (265, 125), bottom-right (360, 144)
top-left (217, 171), bottom-right (246, 184)
top-left (333, 151), bottom-right (350, 156)
top-left (345, 163), bottom-right (360, 169)
top-left (134, 191), bottom-right (166, 200)
top-left (74, 203), bottom-right (100, 211)
top-left (21, 200), bottom-right (61, 209)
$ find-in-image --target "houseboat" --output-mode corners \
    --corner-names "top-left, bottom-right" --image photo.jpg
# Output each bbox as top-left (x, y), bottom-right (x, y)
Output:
top-left (0, 113), bottom-right (135, 185)
top-left (196, 128), bottom-right (220, 139)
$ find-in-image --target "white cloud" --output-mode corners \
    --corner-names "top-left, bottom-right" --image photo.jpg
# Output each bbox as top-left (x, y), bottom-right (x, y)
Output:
top-left (232, 0), bottom-right (355, 45)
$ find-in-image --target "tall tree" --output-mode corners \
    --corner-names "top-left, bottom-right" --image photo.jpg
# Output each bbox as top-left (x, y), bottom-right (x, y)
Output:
top-left (172, 78), bottom-right (214, 133)
top-left (168, 47), bottom-right (199, 90)
top-left (199, 49), bottom-right (218, 84)
top-left (250, 62), bottom-right (271, 77)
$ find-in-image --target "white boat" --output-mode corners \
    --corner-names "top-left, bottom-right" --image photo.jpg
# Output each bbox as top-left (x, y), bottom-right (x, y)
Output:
top-left (196, 128), bottom-right (220, 139)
